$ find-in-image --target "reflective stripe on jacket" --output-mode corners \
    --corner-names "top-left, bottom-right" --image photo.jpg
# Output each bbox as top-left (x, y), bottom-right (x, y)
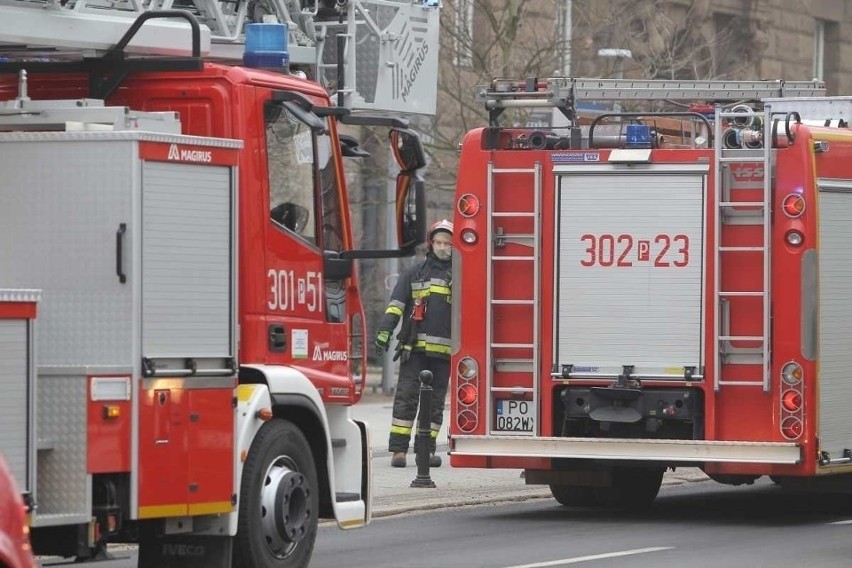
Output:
top-left (377, 252), bottom-right (452, 359)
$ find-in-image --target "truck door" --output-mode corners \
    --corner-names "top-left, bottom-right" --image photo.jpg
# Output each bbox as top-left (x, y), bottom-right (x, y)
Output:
top-left (554, 165), bottom-right (707, 379)
top-left (262, 97), bottom-right (355, 394)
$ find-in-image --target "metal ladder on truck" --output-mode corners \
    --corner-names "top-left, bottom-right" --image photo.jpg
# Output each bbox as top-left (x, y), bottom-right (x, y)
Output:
top-left (0, 0), bottom-right (441, 113)
top-left (713, 105), bottom-right (776, 392)
top-left (486, 161), bottom-right (541, 436)
top-left (0, 0), bottom-right (328, 60)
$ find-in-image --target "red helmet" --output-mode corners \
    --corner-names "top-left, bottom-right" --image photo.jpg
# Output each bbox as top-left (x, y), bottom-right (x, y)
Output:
top-left (428, 219), bottom-right (453, 241)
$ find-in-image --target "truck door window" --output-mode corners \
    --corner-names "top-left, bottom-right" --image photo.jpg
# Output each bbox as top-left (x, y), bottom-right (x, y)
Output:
top-left (317, 129), bottom-right (347, 323)
top-left (266, 103), bottom-right (318, 245)
top-left (317, 132), bottom-right (345, 252)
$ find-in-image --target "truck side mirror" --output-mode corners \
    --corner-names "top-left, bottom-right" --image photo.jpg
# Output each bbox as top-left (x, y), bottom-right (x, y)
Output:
top-left (390, 127), bottom-right (426, 171)
top-left (396, 173), bottom-right (426, 253)
top-left (323, 250), bottom-right (353, 280)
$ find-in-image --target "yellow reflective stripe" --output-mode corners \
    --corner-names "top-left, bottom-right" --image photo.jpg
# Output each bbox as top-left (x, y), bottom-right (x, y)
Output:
top-left (188, 501), bottom-right (234, 516)
top-left (138, 504), bottom-right (188, 519)
top-left (429, 285), bottom-right (450, 295)
top-left (412, 289), bottom-right (429, 299)
top-left (385, 305), bottom-right (404, 317)
top-left (430, 430), bottom-right (439, 439)
top-left (417, 333), bottom-right (452, 347)
top-left (414, 340), bottom-right (452, 355)
top-left (390, 425), bottom-right (412, 435)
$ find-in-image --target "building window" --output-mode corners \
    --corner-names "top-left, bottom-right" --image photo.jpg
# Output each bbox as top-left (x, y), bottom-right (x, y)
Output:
top-left (713, 12), bottom-right (749, 79)
top-left (814, 19), bottom-right (825, 81)
top-left (453, 0), bottom-right (474, 67)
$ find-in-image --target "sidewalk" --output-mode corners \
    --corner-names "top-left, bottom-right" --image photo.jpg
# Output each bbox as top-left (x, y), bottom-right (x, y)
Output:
top-left (353, 370), bottom-right (710, 518)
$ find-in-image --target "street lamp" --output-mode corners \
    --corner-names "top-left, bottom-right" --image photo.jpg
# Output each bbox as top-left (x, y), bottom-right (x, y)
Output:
top-left (597, 48), bottom-right (632, 112)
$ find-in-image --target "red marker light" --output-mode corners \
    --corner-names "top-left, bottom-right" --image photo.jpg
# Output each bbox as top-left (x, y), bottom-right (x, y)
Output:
top-left (782, 194), bottom-right (805, 218)
top-left (781, 390), bottom-right (802, 412)
top-left (458, 409), bottom-right (478, 432)
top-left (781, 417), bottom-right (803, 440)
top-left (458, 383), bottom-right (478, 406)
top-left (458, 194), bottom-right (481, 217)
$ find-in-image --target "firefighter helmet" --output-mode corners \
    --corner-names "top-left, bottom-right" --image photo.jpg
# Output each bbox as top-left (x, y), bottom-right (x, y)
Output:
top-left (428, 219), bottom-right (453, 241)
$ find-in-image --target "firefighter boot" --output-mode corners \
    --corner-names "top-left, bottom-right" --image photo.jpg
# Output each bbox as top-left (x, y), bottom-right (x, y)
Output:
top-left (429, 453), bottom-right (442, 468)
top-left (391, 452), bottom-right (407, 468)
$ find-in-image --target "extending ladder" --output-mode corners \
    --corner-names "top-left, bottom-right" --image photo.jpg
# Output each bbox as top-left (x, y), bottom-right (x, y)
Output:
top-left (0, 0), bottom-right (319, 60)
top-left (486, 161), bottom-right (541, 435)
top-left (713, 105), bottom-right (774, 392)
top-left (0, 0), bottom-right (442, 114)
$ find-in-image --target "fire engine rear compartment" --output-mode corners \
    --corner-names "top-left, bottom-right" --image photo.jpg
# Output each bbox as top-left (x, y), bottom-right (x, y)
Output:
top-left (554, 166), bottom-right (707, 441)
top-left (555, 166), bottom-right (706, 379)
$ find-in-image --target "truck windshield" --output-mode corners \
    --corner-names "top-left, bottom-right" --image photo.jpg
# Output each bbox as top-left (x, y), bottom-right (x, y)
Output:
top-left (266, 103), bottom-right (345, 251)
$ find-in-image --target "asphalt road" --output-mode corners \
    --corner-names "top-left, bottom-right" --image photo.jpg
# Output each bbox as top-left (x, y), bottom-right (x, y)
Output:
top-left (311, 477), bottom-right (852, 568)
top-left (40, 476), bottom-right (852, 567)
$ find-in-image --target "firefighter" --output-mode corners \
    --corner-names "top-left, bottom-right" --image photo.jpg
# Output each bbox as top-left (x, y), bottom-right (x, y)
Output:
top-left (375, 219), bottom-right (453, 468)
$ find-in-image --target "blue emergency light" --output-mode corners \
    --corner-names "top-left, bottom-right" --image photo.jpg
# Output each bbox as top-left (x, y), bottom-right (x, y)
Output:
top-left (243, 23), bottom-right (290, 71)
top-left (625, 124), bottom-right (652, 148)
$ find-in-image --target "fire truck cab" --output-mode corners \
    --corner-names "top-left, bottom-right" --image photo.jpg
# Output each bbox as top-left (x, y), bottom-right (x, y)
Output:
top-left (0, 1), bottom-right (439, 567)
top-left (449, 77), bottom-right (852, 508)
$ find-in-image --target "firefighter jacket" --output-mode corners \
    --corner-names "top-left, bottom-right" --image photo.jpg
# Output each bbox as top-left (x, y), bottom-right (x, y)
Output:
top-left (377, 251), bottom-right (452, 359)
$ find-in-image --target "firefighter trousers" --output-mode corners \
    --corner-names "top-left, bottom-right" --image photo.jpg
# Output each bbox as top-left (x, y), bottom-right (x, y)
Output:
top-left (388, 351), bottom-right (450, 454)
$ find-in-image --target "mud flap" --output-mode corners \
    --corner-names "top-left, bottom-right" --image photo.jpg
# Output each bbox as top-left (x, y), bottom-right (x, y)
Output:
top-left (138, 525), bottom-right (233, 568)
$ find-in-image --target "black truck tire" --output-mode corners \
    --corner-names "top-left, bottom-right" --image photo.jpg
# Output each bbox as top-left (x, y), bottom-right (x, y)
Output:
top-left (233, 419), bottom-right (319, 568)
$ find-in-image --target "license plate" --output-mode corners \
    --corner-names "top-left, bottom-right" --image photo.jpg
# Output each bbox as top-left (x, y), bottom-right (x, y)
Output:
top-left (495, 399), bottom-right (534, 432)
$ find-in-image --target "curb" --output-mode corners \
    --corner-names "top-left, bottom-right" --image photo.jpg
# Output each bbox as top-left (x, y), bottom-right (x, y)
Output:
top-left (365, 466), bottom-right (710, 518)
top-left (370, 490), bottom-right (553, 519)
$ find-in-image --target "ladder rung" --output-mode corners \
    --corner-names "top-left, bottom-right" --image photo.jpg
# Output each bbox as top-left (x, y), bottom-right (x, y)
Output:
top-left (494, 358), bottom-right (535, 366)
top-left (492, 167), bottom-right (538, 174)
top-left (493, 256), bottom-right (535, 261)
top-left (719, 111), bottom-right (763, 118)
top-left (492, 343), bottom-right (535, 349)
top-left (719, 156), bottom-right (765, 163)
top-left (719, 246), bottom-right (765, 252)
top-left (719, 291), bottom-right (765, 297)
top-left (492, 299), bottom-right (535, 305)
top-left (493, 212), bottom-right (536, 217)
top-left (719, 201), bottom-right (765, 207)
top-left (717, 380), bottom-right (765, 386)
top-left (491, 386), bottom-right (534, 393)
top-left (719, 335), bottom-right (765, 342)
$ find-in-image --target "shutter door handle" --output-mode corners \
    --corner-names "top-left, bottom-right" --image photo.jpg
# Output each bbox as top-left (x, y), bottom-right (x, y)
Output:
top-left (116, 223), bottom-right (127, 284)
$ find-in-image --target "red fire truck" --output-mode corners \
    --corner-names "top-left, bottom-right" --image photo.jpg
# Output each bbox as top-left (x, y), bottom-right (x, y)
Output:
top-left (0, 1), bottom-right (438, 566)
top-left (449, 77), bottom-right (852, 508)
top-left (0, 450), bottom-right (36, 568)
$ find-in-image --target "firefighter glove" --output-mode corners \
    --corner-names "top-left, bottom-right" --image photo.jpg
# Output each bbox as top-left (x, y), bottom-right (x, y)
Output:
top-left (375, 330), bottom-right (391, 356)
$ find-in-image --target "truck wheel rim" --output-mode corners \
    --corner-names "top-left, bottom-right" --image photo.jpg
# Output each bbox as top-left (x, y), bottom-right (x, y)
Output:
top-left (260, 456), bottom-right (310, 557)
